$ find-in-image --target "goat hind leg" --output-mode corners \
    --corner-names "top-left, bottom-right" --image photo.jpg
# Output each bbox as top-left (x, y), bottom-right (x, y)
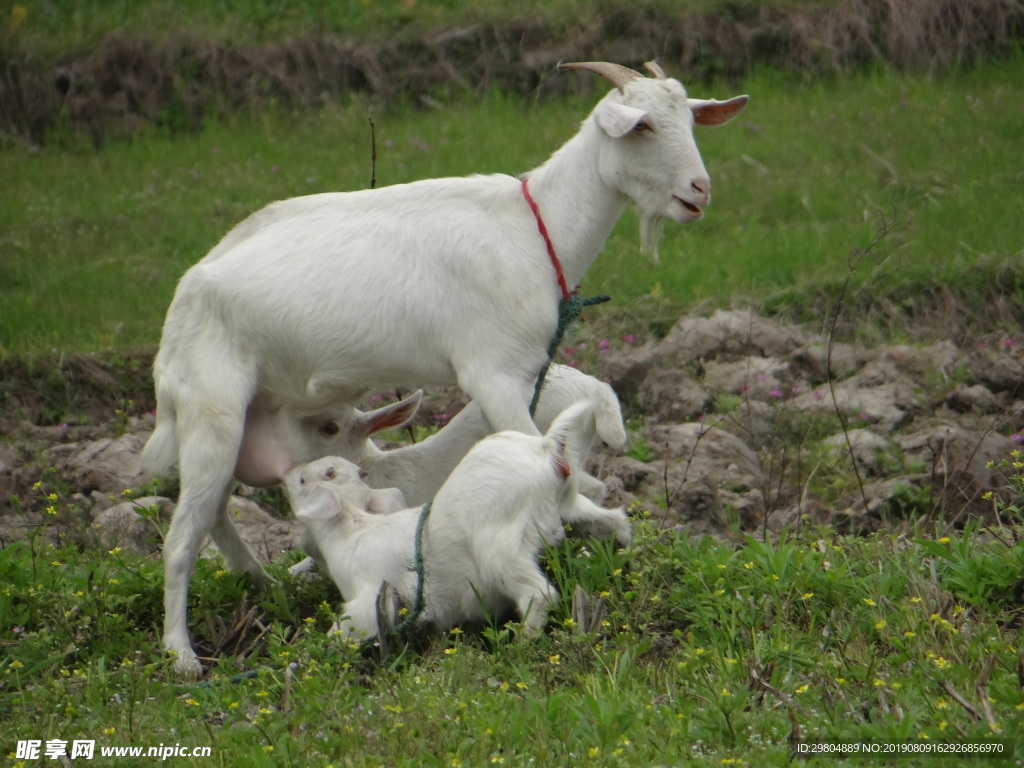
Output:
top-left (562, 493), bottom-right (631, 547)
top-left (163, 402), bottom-right (260, 675)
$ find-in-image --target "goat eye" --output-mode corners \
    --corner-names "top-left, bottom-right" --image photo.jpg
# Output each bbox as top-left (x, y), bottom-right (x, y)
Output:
top-left (634, 120), bottom-right (652, 133)
top-left (321, 421), bottom-right (339, 436)
top-left (325, 466), bottom-right (336, 479)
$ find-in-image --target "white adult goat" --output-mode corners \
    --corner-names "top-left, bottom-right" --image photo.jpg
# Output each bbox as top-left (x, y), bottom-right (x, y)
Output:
top-left (144, 60), bottom-right (747, 675)
top-left (286, 401), bottom-right (622, 642)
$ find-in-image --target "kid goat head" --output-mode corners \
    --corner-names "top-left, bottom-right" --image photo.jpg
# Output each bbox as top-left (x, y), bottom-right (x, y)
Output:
top-left (143, 59), bottom-right (746, 677)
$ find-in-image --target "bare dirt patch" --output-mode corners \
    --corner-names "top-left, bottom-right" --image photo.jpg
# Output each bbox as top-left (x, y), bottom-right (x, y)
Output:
top-left (2, 308), bottom-right (1021, 557)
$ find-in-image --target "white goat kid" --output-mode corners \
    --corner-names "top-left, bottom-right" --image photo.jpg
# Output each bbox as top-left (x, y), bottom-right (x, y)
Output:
top-left (144, 60), bottom-right (747, 675)
top-left (284, 364), bottom-right (629, 577)
top-left (286, 401), bottom-right (620, 642)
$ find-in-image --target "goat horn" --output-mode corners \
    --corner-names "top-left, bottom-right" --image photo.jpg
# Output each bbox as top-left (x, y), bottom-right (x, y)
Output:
top-left (557, 61), bottom-right (642, 92)
top-left (643, 60), bottom-right (667, 79)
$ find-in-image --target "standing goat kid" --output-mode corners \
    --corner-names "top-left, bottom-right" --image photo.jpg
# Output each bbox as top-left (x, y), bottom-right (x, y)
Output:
top-left (144, 60), bottom-right (747, 675)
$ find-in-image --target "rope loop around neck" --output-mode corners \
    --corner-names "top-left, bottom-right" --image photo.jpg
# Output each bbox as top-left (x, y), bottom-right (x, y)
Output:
top-left (521, 178), bottom-right (571, 301)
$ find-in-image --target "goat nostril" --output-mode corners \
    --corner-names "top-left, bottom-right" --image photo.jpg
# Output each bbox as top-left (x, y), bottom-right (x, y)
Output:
top-left (691, 180), bottom-right (710, 197)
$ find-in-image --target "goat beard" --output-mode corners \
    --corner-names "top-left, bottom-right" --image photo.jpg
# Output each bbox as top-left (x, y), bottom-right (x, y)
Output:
top-left (638, 210), bottom-right (665, 263)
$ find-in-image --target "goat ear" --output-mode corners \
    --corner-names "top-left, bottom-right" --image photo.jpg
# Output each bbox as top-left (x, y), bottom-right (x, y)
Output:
top-left (367, 487), bottom-right (407, 515)
top-left (296, 486), bottom-right (342, 523)
top-left (689, 95), bottom-right (749, 126)
top-left (358, 389), bottom-right (423, 438)
top-left (594, 100), bottom-right (650, 139)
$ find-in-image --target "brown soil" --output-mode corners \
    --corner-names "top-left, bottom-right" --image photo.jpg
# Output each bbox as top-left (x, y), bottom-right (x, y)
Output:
top-left (1, 307), bottom-right (1021, 556)
top-left (3, 0), bottom-right (1022, 145)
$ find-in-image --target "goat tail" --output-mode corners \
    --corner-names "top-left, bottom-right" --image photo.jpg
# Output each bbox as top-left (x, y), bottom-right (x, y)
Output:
top-left (594, 382), bottom-right (627, 450)
top-left (545, 399), bottom-right (598, 475)
top-left (140, 391), bottom-right (179, 477)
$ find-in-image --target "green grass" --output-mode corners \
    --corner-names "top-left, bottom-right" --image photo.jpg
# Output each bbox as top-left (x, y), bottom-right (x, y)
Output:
top-left (3, 484), bottom-right (1024, 766)
top-left (3, 58), bottom-right (1023, 354)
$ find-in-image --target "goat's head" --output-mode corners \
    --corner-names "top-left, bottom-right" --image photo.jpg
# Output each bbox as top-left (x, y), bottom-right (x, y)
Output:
top-left (294, 389), bottom-right (423, 464)
top-left (285, 455), bottom-right (407, 528)
top-left (560, 60), bottom-right (748, 257)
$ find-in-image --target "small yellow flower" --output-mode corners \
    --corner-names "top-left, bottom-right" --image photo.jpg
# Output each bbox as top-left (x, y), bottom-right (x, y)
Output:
top-left (444, 647), bottom-right (457, 656)
top-left (228, 701), bottom-right (240, 710)
top-left (562, 617), bottom-right (577, 627)
top-left (108, 547), bottom-right (121, 555)
top-left (549, 654), bottom-right (561, 665)
top-left (451, 626), bottom-right (463, 635)
top-left (588, 747), bottom-right (599, 757)
top-left (875, 619), bottom-right (887, 630)
top-left (721, 687), bottom-right (731, 697)
top-left (516, 682), bottom-right (528, 690)
top-left (215, 569), bottom-right (228, 578)
top-left (9, 659), bottom-right (23, 669)
top-left (107, 578), bottom-right (119, 585)
top-left (51, 560), bottom-right (64, 566)
top-left (743, 561), bottom-right (754, 569)
top-left (863, 598), bottom-right (876, 607)
top-left (45, 505), bottom-right (58, 515)
top-left (801, 592), bottom-right (814, 600)
top-left (186, 698), bottom-right (199, 706)
top-left (904, 631), bottom-right (916, 638)
top-left (835, 677), bottom-right (846, 684)
top-left (262, 745), bottom-right (273, 753)
top-left (795, 684), bottom-right (809, 694)
top-left (910, 596), bottom-right (922, 603)
top-left (938, 536), bottom-right (950, 543)
top-left (724, 656), bottom-right (737, 665)
top-left (33, 480), bottom-right (43, 489)
top-left (48, 493), bottom-right (58, 501)
top-left (103, 727), bottom-right (115, 736)
top-left (873, 678), bottom-right (885, 687)
top-left (716, 564), bottom-right (726, 570)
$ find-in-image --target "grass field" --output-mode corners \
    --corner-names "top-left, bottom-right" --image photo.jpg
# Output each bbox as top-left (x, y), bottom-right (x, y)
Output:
top-left (2, 58), bottom-right (1023, 354)
top-left (3, 490), bottom-right (1024, 766)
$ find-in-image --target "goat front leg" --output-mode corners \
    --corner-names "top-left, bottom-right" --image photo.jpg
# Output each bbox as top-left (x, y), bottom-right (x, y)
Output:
top-left (457, 369), bottom-right (539, 436)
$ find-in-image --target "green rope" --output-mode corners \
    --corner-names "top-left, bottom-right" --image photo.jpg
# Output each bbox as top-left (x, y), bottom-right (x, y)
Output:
top-left (393, 499), bottom-right (433, 637)
top-left (393, 290), bottom-right (610, 639)
top-left (530, 292), bottom-right (611, 417)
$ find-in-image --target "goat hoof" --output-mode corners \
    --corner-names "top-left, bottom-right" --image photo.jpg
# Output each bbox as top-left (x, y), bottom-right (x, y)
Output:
top-left (169, 648), bottom-right (204, 679)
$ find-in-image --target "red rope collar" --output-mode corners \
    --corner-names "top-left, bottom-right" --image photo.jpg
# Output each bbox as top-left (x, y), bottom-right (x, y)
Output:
top-left (521, 178), bottom-right (571, 301)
